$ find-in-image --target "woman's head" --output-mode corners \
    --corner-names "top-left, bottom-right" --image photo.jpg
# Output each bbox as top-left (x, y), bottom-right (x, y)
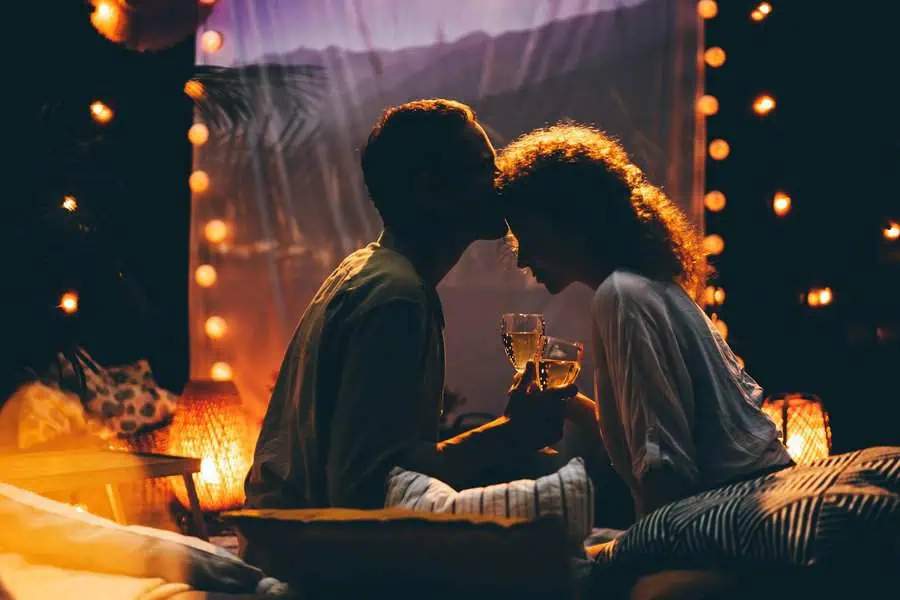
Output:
top-left (497, 123), bottom-right (709, 297)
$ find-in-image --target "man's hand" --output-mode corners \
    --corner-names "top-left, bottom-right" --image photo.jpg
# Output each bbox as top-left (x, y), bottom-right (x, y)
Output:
top-left (565, 392), bottom-right (600, 429)
top-left (504, 362), bottom-right (577, 448)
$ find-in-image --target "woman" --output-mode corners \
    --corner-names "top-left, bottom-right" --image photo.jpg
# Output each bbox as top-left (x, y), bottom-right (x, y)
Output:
top-left (497, 123), bottom-right (793, 518)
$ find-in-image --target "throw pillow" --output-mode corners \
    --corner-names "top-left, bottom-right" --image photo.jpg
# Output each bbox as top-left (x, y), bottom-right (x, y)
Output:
top-left (384, 457), bottom-right (594, 545)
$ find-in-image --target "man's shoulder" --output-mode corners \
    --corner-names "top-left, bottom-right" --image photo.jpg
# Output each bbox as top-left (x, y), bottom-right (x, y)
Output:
top-left (338, 244), bottom-right (429, 308)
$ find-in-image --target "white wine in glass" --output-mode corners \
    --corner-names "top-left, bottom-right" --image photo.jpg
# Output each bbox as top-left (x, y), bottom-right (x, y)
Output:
top-left (538, 337), bottom-right (584, 389)
top-left (500, 313), bottom-right (546, 373)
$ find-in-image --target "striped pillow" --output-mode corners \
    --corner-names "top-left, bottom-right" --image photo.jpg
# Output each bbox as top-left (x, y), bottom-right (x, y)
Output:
top-left (385, 457), bottom-right (594, 545)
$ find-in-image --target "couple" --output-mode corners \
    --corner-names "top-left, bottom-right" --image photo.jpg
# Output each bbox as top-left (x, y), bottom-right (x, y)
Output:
top-left (245, 99), bottom-right (792, 525)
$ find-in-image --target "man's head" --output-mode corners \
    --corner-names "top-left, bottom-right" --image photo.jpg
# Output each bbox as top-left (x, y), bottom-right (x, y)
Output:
top-left (361, 99), bottom-right (507, 245)
top-left (497, 123), bottom-right (708, 297)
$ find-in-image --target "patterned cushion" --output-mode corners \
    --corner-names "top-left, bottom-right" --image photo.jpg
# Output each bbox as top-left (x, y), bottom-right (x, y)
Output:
top-left (593, 447), bottom-right (900, 574)
top-left (385, 457), bottom-right (594, 545)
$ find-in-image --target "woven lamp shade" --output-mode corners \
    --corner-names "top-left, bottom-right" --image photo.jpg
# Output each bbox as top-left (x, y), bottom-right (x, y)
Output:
top-left (762, 393), bottom-right (832, 465)
top-left (167, 380), bottom-right (257, 512)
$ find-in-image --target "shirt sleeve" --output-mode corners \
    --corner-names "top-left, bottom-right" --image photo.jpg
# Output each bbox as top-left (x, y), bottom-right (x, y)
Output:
top-left (593, 281), bottom-right (699, 489)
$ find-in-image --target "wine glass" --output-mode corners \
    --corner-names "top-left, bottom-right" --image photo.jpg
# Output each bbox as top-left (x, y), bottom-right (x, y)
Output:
top-left (537, 337), bottom-right (584, 390)
top-left (500, 313), bottom-right (546, 375)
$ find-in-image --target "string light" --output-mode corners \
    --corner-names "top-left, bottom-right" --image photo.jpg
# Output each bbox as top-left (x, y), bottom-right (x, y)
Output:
top-left (703, 286), bottom-right (726, 306)
top-left (200, 30), bottom-right (224, 53)
top-left (205, 316), bottom-right (228, 340)
top-left (751, 3), bottom-right (772, 22)
top-left (189, 170), bottom-right (210, 193)
top-left (697, 0), bottom-right (718, 19)
top-left (90, 101), bottom-right (114, 124)
top-left (704, 47), bottom-right (726, 68)
top-left (807, 287), bottom-right (833, 307)
top-left (696, 94), bottom-right (719, 116)
top-left (703, 234), bottom-right (725, 256)
top-left (60, 291), bottom-right (79, 315)
top-left (62, 195), bottom-right (78, 212)
top-left (188, 123), bottom-right (209, 146)
top-left (184, 80), bottom-right (206, 100)
top-left (195, 264), bottom-right (218, 287)
top-left (704, 190), bottom-right (726, 212)
top-left (772, 191), bottom-right (792, 217)
top-left (883, 221), bottom-right (900, 241)
top-left (752, 94), bottom-right (776, 116)
top-left (210, 362), bottom-right (233, 381)
top-left (204, 219), bottom-right (229, 244)
top-left (710, 314), bottom-right (729, 339)
top-left (708, 139), bottom-right (730, 160)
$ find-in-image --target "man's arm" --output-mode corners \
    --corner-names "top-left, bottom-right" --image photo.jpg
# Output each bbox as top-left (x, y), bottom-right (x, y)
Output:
top-left (326, 300), bottom-right (561, 508)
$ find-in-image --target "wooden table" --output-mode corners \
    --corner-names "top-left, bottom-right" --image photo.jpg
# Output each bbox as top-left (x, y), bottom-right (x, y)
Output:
top-left (0, 449), bottom-right (209, 540)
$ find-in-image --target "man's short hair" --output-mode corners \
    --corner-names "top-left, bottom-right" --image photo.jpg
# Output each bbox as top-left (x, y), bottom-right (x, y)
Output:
top-left (361, 99), bottom-right (478, 232)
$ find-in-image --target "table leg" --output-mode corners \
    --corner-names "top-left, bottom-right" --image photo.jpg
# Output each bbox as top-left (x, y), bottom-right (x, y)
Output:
top-left (104, 483), bottom-right (127, 525)
top-left (182, 473), bottom-right (209, 541)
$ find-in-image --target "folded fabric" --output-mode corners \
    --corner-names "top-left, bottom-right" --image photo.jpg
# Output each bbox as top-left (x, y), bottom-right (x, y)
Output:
top-left (384, 457), bottom-right (594, 545)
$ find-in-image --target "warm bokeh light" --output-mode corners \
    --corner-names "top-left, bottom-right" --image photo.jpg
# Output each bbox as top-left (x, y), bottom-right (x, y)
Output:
top-left (704, 46), bottom-right (726, 68)
top-left (189, 170), bottom-right (210, 193)
top-left (697, 0), bottom-right (718, 19)
top-left (90, 101), bottom-right (114, 124)
top-left (704, 190), bottom-right (726, 212)
top-left (762, 394), bottom-right (832, 465)
top-left (184, 80), bottom-right (206, 100)
top-left (60, 291), bottom-right (79, 315)
top-left (205, 316), bottom-right (228, 340)
top-left (753, 94), bottom-right (776, 116)
top-left (696, 94), bottom-right (719, 116)
top-left (883, 221), bottom-right (900, 241)
top-left (210, 362), bottom-right (233, 381)
top-left (188, 123), bottom-right (209, 146)
top-left (703, 286), bottom-right (726, 306)
top-left (712, 316), bottom-right (728, 340)
top-left (734, 355), bottom-right (745, 370)
top-left (199, 0), bottom-right (217, 4)
top-left (204, 219), bottom-right (229, 244)
top-left (62, 195), bottom-right (78, 212)
top-left (773, 191), bottom-right (792, 217)
top-left (807, 287), bottom-right (833, 307)
top-left (757, 2), bottom-right (773, 15)
top-left (708, 139), bottom-right (730, 160)
top-left (200, 30), bottom-right (224, 53)
top-left (703, 234), bottom-right (725, 256)
top-left (195, 264), bottom-right (218, 287)
top-left (90, 0), bottom-right (127, 44)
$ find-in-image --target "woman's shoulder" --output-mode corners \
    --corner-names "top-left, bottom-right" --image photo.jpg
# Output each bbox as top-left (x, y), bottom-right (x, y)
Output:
top-left (592, 270), bottom-right (657, 309)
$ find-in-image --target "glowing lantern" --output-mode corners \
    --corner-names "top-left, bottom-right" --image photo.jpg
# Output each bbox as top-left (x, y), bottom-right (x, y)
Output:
top-left (205, 316), bottom-right (228, 340)
top-left (204, 219), bottom-right (229, 244)
top-left (200, 30), bottom-right (224, 53)
top-left (762, 393), bottom-right (832, 465)
top-left (88, 0), bottom-right (214, 53)
top-left (703, 234), bottom-right (725, 256)
top-left (195, 264), bottom-right (218, 287)
top-left (167, 380), bottom-right (257, 512)
top-left (210, 362), bottom-right (233, 381)
top-left (189, 170), bottom-right (210, 193)
top-left (773, 191), bottom-right (792, 216)
top-left (883, 221), bottom-right (900, 241)
top-left (704, 190), bottom-right (726, 212)
top-left (696, 95), bottom-right (719, 116)
top-left (60, 291), bottom-right (79, 314)
top-left (62, 195), bottom-right (78, 212)
top-left (90, 101), bottom-right (114, 124)
top-left (697, 0), bottom-right (718, 19)
top-left (704, 47), bottom-right (726, 68)
top-left (188, 124), bottom-right (209, 146)
top-left (753, 94), bottom-right (776, 116)
top-left (708, 139), bottom-right (730, 160)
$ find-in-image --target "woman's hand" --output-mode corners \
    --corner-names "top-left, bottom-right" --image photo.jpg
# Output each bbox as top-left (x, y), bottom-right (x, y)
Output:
top-left (565, 392), bottom-right (600, 431)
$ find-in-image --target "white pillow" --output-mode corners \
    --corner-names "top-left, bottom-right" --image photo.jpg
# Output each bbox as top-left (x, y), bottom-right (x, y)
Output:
top-left (385, 457), bottom-right (594, 545)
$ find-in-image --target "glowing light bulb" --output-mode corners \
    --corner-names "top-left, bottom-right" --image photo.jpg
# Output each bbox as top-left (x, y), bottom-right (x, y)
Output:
top-left (818, 288), bottom-right (833, 306)
top-left (807, 287), bottom-right (833, 308)
top-left (786, 434), bottom-right (804, 457)
top-left (184, 80), bottom-right (206, 100)
top-left (205, 316), bottom-right (228, 340)
top-left (703, 234), bottom-right (725, 256)
top-left (704, 190), bottom-right (726, 212)
top-left (62, 195), bottom-right (78, 212)
top-left (60, 291), bottom-right (79, 314)
top-left (703, 286), bottom-right (726, 306)
top-left (696, 95), bottom-right (719, 116)
top-left (772, 191), bottom-right (792, 217)
top-left (757, 2), bottom-right (772, 15)
top-left (883, 221), bottom-right (900, 240)
top-left (204, 219), bottom-right (229, 244)
top-left (704, 47), bottom-right (726, 68)
top-left (90, 101), bottom-right (114, 124)
top-left (753, 94), bottom-right (776, 116)
top-left (189, 170), bottom-right (210, 193)
top-left (188, 123), bottom-right (209, 146)
top-left (199, 457), bottom-right (222, 484)
top-left (200, 30), bottom-right (224, 53)
top-left (210, 361), bottom-right (233, 381)
top-left (708, 139), bottom-right (730, 160)
top-left (195, 264), bottom-right (218, 287)
top-left (697, 0), bottom-right (718, 19)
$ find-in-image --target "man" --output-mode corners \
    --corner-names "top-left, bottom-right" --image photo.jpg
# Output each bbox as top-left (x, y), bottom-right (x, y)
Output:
top-left (245, 99), bottom-right (574, 512)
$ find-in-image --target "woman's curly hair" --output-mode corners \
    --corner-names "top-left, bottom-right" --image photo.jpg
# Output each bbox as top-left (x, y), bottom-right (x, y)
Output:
top-left (496, 123), bottom-right (710, 298)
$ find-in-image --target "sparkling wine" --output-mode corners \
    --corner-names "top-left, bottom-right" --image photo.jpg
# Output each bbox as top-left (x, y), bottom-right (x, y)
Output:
top-left (538, 359), bottom-right (581, 389)
top-left (502, 331), bottom-right (544, 373)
